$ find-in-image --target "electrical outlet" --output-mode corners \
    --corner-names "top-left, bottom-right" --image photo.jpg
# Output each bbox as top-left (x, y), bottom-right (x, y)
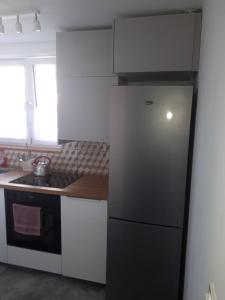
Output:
top-left (208, 282), bottom-right (217, 300)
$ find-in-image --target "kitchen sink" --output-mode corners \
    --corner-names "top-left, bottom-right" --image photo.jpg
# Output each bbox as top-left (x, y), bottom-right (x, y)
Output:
top-left (0, 168), bottom-right (12, 174)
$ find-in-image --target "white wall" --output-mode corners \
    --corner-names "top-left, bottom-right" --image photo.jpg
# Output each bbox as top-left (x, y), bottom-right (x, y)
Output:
top-left (0, 42), bottom-right (56, 59)
top-left (184, 0), bottom-right (225, 299)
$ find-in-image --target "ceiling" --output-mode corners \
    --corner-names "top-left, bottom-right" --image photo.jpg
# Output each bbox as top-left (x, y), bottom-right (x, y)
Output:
top-left (0, 0), bottom-right (202, 44)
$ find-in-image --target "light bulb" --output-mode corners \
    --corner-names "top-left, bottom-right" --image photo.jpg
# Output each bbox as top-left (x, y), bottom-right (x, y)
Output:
top-left (0, 17), bottom-right (5, 34)
top-left (34, 13), bottom-right (41, 32)
top-left (15, 16), bottom-right (22, 34)
top-left (166, 111), bottom-right (173, 120)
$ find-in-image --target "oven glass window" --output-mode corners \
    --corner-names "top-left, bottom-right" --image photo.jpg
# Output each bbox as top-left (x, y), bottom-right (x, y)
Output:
top-left (5, 189), bottom-right (61, 255)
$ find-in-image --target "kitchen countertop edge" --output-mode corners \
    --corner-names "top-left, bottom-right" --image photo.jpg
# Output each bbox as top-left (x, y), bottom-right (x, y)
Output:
top-left (0, 170), bottom-right (108, 201)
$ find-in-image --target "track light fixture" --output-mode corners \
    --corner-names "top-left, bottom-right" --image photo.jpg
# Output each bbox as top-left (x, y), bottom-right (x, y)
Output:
top-left (15, 15), bottom-right (22, 34)
top-left (0, 10), bottom-right (41, 35)
top-left (33, 13), bottom-right (41, 32)
top-left (0, 17), bottom-right (5, 34)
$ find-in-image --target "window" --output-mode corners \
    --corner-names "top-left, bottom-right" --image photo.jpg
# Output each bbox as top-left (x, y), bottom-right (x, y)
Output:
top-left (0, 59), bottom-right (58, 145)
top-left (0, 65), bottom-right (27, 140)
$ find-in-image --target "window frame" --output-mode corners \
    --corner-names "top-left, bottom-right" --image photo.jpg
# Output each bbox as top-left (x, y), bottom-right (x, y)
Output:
top-left (0, 57), bottom-right (58, 147)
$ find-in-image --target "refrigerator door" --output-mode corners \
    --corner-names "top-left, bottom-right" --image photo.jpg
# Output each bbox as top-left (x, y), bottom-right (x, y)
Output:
top-left (107, 218), bottom-right (182, 300)
top-left (109, 86), bottom-right (193, 227)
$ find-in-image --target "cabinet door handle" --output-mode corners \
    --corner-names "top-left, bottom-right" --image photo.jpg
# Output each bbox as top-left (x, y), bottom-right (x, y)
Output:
top-left (145, 100), bottom-right (154, 105)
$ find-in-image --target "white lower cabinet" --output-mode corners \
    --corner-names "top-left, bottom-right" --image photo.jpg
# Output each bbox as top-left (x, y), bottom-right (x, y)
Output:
top-left (7, 246), bottom-right (62, 274)
top-left (61, 196), bottom-right (107, 284)
top-left (0, 189), bottom-right (7, 263)
top-left (0, 190), bottom-right (107, 283)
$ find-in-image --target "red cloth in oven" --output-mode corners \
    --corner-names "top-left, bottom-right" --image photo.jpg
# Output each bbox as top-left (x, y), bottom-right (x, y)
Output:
top-left (12, 203), bottom-right (41, 236)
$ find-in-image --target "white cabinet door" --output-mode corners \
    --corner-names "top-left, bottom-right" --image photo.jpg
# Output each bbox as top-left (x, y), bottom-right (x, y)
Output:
top-left (114, 13), bottom-right (202, 73)
top-left (0, 189), bottom-right (7, 263)
top-left (57, 29), bottom-right (113, 77)
top-left (61, 196), bottom-right (107, 284)
top-left (57, 76), bottom-right (114, 142)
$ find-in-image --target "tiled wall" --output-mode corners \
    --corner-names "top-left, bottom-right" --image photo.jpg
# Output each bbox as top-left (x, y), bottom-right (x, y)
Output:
top-left (3, 141), bottom-right (110, 176)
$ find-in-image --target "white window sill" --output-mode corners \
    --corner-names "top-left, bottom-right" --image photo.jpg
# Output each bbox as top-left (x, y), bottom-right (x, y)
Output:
top-left (0, 143), bottom-right (62, 153)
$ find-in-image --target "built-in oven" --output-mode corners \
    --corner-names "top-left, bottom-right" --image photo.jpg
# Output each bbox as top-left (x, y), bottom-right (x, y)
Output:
top-left (5, 189), bottom-right (61, 254)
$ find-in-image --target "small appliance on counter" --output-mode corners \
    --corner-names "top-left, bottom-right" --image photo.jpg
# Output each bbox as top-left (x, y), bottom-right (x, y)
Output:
top-left (32, 156), bottom-right (51, 176)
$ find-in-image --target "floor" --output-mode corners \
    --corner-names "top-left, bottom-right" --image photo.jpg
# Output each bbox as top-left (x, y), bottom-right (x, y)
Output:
top-left (0, 264), bottom-right (106, 300)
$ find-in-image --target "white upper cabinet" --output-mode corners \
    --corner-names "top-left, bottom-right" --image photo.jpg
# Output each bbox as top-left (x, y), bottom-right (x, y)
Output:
top-left (56, 29), bottom-right (114, 142)
top-left (57, 29), bottom-right (113, 77)
top-left (113, 13), bottom-right (202, 73)
top-left (57, 76), bottom-right (113, 142)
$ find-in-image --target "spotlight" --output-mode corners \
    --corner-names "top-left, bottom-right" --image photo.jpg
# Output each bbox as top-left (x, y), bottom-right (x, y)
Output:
top-left (15, 15), bottom-right (22, 34)
top-left (166, 111), bottom-right (173, 120)
top-left (0, 17), bottom-right (5, 34)
top-left (0, 10), bottom-right (41, 35)
top-left (34, 13), bottom-right (41, 32)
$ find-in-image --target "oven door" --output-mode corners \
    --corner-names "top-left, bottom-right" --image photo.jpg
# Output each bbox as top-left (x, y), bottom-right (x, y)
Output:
top-left (4, 189), bottom-right (61, 254)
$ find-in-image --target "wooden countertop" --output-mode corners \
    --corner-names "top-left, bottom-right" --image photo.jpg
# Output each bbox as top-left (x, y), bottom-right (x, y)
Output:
top-left (0, 170), bottom-right (108, 200)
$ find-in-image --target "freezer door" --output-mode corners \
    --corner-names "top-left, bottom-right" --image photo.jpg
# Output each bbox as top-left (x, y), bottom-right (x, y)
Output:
top-left (109, 86), bottom-right (193, 227)
top-left (106, 218), bottom-right (182, 300)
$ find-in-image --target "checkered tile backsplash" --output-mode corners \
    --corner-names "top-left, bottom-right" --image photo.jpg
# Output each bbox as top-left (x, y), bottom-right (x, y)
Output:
top-left (4, 141), bottom-right (110, 175)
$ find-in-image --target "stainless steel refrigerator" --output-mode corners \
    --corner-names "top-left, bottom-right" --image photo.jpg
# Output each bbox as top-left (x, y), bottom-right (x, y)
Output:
top-left (106, 85), bottom-right (195, 300)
